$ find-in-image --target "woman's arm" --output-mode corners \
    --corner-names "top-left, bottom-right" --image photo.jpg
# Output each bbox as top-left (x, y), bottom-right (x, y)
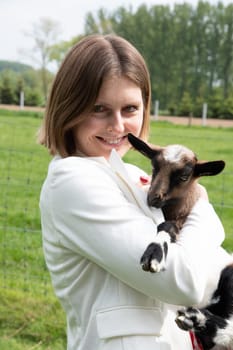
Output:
top-left (45, 157), bottom-right (225, 306)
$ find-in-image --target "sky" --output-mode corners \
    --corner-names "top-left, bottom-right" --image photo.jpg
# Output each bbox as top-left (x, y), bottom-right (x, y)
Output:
top-left (1, 0), bottom-right (232, 67)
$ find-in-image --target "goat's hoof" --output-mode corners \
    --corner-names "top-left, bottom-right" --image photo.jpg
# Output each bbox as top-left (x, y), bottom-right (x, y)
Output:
top-left (140, 242), bottom-right (166, 273)
top-left (141, 259), bottom-right (164, 273)
top-left (175, 307), bottom-right (206, 331)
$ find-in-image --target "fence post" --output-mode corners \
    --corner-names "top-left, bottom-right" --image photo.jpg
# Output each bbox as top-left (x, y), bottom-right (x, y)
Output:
top-left (202, 103), bottom-right (207, 126)
top-left (20, 90), bottom-right (24, 110)
top-left (154, 100), bottom-right (159, 120)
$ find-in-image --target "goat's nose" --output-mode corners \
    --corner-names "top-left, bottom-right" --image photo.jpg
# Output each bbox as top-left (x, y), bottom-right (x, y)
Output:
top-left (147, 192), bottom-right (165, 208)
top-left (155, 193), bottom-right (163, 200)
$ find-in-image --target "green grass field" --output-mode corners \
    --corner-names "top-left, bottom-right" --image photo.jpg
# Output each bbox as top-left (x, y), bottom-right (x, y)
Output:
top-left (0, 111), bottom-right (232, 349)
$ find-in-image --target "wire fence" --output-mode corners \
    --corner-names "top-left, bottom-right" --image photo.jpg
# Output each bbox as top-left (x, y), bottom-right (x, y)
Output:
top-left (0, 117), bottom-right (52, 296)
top-left (0, 116), bottom-right (233, 297)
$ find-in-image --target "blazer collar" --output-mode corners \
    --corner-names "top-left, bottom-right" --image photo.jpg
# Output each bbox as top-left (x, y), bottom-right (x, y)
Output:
top-left (108, 150), bottom-right (164, 225)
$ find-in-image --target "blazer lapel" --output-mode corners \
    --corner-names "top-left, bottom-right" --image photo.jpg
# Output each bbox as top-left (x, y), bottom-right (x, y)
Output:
top-left (108, 150), bottom-right (164, 225)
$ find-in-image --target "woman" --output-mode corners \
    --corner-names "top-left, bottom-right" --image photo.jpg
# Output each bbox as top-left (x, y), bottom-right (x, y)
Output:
top-left (39, 34), bottom-right (226, 350)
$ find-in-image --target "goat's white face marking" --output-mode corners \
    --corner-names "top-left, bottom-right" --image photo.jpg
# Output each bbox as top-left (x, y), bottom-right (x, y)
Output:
top-left (163, 145), bottom-right (194, 163)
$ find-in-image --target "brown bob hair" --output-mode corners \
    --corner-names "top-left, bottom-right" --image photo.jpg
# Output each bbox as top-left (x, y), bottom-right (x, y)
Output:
top-left (39, 34), bottom-right (151, 157)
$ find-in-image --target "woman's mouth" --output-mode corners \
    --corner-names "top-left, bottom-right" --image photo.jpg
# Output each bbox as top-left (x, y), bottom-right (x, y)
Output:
top-left (96, 136), bottom-right (126, 146)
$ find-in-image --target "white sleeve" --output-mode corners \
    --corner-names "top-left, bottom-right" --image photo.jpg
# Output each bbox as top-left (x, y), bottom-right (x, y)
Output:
top-left (46, 159), bottom-right (225, 306)
top-left (161, 198), bottom-right (225, 304)
top-left (179, 198), bottom-right (225, 249)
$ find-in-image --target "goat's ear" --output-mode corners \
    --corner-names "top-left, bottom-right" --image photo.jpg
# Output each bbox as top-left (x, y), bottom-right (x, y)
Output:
top-left (127, 133), bottom-right (159, 159)
top-left (194, 160), bottom-right (225, 177)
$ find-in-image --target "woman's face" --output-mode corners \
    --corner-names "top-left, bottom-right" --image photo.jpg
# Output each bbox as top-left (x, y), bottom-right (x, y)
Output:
top-left (74, 76), bottom-right (144, 159)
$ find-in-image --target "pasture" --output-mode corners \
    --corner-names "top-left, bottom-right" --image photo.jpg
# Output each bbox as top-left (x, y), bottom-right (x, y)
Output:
top-left (0, 110), bottom-right (232, 349)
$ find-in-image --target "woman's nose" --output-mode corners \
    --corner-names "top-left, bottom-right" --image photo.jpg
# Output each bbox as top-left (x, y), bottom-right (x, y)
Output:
top-left (108, 112), bottom-right (124, 133)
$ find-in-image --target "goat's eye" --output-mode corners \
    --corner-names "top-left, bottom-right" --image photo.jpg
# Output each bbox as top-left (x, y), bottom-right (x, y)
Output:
top-left (179, 175), bottom-right (189, 181)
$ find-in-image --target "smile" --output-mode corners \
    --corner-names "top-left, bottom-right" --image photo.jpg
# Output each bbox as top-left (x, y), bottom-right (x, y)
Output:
top-left (104, 138), bottom-right (122, 144)
top-left (97, 136), bottom-right (126, 145)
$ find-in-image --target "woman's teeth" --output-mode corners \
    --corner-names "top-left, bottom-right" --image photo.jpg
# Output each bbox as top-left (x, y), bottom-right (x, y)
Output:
top-left (104, 138), bottom-right (122, 144)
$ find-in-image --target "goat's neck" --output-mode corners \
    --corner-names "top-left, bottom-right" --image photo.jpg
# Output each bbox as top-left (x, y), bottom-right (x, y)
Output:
top-left (163, 183), bottom-right (201, 230)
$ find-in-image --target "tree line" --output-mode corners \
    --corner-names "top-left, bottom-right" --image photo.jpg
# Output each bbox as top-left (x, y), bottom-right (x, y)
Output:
top-left (1, 1), bottom-right (233, 119)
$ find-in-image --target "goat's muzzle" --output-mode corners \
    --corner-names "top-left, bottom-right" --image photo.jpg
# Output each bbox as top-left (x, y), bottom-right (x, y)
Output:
top-left (147, 193), bottom-right (165, 208)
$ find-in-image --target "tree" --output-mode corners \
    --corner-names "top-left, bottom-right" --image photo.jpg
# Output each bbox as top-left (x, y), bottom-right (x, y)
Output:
top-left (49, 37), bottom-right (81, 67)
top-left (190, 1), bottom-right (213, 100)
top-left (1, 1), bottom-right (231, 115)
top-left (85, 8), bottom-right (114, 34)
top-left (0, 72), bottom-right (15, 104)
top-left (220, 4), bottom-right (233, 98)
top-left (24, 17), bottom-right (61, 102)
top-left (178, 91), bottom-right (193, 116)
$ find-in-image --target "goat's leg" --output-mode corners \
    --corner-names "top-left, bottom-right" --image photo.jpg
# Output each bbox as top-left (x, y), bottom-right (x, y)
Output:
top-left (176, 307), bottom-right (233, 349)
top-left (176, 264), bottom-right (233, 349)
top-left (140, 221), bottom-right (178, 272)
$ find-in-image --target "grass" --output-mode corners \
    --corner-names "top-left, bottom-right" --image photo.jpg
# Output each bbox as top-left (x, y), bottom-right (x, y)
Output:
top-left (0, 113), bottom-right (232, 349)
top-left (0, 114), bottom-right (67, 349)
top-left (0, 289), bottom-right (65, 350)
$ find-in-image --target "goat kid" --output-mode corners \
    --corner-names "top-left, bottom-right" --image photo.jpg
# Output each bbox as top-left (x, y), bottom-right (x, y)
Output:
top-left (128, 133), bottom-right (233, 350)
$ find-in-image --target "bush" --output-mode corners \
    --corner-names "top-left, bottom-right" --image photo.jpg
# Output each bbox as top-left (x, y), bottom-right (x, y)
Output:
top-left (24, 88), bottom-right (43, 106)
top-left (193, 96), bottom-right (205, 118)
top-left (207, 90), bottom-right (223, 118)
top-left (221, 95), bottom-right (233, 119)
top-left (177, 92), bottom-right (193, 116)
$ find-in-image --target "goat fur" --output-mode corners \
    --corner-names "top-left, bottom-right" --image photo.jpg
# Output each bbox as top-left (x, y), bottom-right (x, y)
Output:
top-left (128, 133), bottom-right (233, 350)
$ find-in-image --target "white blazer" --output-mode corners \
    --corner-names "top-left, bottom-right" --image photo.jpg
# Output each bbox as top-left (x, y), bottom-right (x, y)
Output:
top-left (40, 150), bottom-right (229, 350)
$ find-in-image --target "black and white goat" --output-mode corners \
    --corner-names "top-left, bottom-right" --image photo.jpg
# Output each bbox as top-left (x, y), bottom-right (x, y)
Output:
top-left (128, 133), bottom-right (233, 350)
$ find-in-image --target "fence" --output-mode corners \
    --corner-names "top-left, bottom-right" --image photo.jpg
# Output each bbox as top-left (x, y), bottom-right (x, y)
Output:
top-left (0, 115), bottom-right (233, 298)
top-left (0, 116), bottom-right (52, 296)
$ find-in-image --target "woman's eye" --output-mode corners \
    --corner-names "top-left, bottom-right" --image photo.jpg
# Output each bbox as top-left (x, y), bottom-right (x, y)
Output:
top-left (93, 105), bottom-right (106, 113)
top-left (124, 105), bottom-right (137, 113)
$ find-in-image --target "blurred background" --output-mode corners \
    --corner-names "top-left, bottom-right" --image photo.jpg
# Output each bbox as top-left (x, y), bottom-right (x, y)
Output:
top-left (1, 0), bottom-right (233, 118)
